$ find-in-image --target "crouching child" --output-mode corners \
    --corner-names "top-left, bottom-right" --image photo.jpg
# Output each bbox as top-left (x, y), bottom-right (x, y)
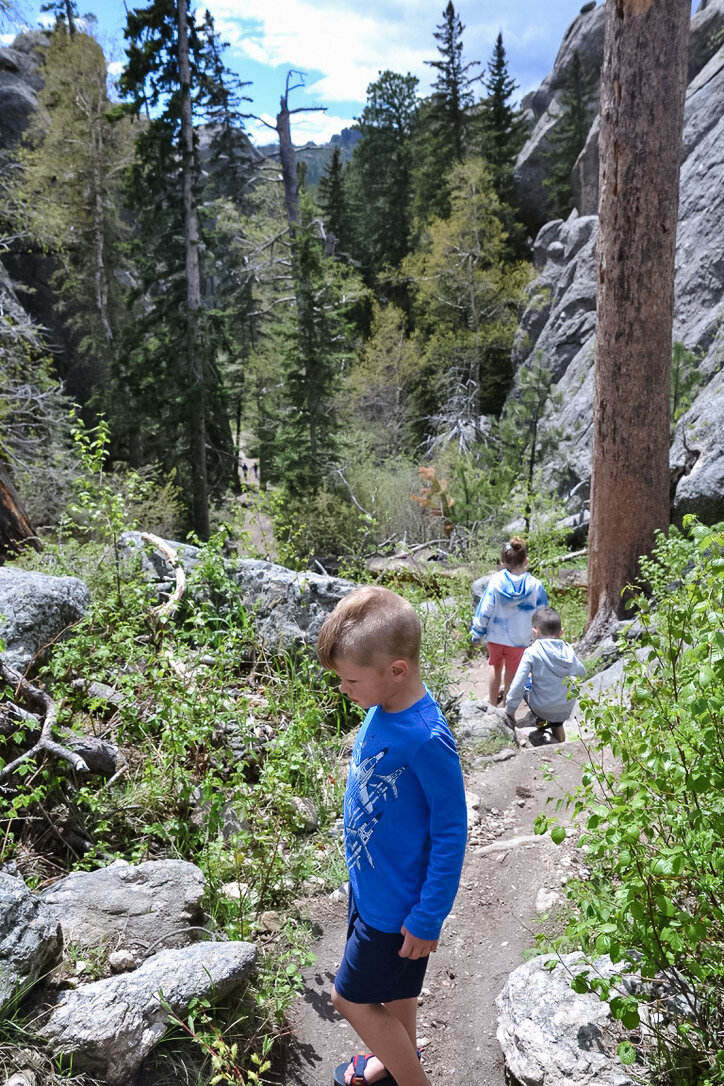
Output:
top-left (504, 606), bottom-right (586, 742)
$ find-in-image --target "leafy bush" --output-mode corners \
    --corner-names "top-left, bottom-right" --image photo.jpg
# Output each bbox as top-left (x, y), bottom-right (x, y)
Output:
top-left (342, 456), bottom-right (440, 549)
top-left (263, 485), bottom-right (374, 571)
top-left (445, 452), bottom-right (513, 539)
top-left (0, 436), bottom-right (356, 1081)
top-left (537, 519), bottom-right (724, 1083)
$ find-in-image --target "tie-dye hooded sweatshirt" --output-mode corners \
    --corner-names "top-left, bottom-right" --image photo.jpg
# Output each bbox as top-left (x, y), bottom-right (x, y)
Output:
top-left (470, 570), bottom-right (548, 648)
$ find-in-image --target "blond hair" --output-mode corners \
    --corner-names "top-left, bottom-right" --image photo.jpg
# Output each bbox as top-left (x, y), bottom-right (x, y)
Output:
top-left (501, 535), bottom-right (528, 570)
top-left (317, 586), bottom-right (421, 670)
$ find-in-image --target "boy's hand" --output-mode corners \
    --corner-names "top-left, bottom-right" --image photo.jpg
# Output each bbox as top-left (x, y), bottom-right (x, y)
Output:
top-left (399, 926), bottom-right (438, 959)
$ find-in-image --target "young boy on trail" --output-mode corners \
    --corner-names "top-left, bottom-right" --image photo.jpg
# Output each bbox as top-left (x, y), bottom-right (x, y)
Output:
top-left (470, 537), bottom-right (548, 706)
top-left (504, 605), bottom-right (586, 742)
top-left (317, 586), bottom-right (468, 1086)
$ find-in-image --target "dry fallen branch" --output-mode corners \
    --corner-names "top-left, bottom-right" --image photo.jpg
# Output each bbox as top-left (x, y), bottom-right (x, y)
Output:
top-left (141, 531), bottom-right (186, 621)
top-left (0, 659), bottom-right (89, 780)
top-left (0, 699), bottom-right (40, 737)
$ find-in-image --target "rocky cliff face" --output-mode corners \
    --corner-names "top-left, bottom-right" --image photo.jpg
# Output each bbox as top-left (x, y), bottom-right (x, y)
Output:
top-left (515, 1), bottom-right (724, 233)
top-left (0, 31), bottom-right (47, 148)
top-left (512, 0), bottom-right (724, 525)
top-left (0, 31), bottom-right (75, 388)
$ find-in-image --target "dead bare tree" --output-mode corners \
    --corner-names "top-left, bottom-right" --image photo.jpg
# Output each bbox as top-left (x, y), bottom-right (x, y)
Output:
top-left (255, 70), bottom-right (327, 232)
top-left (141, 531), bottom-right (186, 621)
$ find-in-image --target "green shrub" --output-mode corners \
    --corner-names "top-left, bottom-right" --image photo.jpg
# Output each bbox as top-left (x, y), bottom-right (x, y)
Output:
top-left (0, 476), bottom-right (354, 1081)
top-left (262, 486), bottom-right (374, 571)
top-left (538, 518), bottom-right (724, 1083)
top-left (343, 457), bottom-right (441, 548)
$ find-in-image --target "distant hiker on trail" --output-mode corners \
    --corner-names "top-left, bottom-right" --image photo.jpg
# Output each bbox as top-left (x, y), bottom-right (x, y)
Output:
top-left (470, 536), bottom-right (548, 707)
top-left (252, 462), bottom-right (258, 481)
top-left (317, 586), bottom-right (467, 1086)
top-left (241, 461), bottom-right (248, 481)
top-left (505, 605), bottom-right (586, 742)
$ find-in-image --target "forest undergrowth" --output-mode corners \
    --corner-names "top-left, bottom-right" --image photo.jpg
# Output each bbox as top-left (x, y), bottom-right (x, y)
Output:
top-left (1, 429), bottom-right (722, 1086)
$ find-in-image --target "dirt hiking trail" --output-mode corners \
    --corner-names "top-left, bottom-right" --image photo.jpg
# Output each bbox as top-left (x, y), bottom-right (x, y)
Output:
top-left (282, 655), bottom-right (591, 1086)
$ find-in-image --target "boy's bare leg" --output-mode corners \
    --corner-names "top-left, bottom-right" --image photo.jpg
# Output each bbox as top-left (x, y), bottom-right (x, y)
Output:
top-left (551, 723), bottom-right (566, 742)
top-left (333, 990), bottom-right (428, 1086)
top-left (488, 662), bottom-right (503, 705)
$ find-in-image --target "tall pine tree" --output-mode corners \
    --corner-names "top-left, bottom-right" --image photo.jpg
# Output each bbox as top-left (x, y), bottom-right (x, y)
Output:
top-left (266, 193), bottom-right (358, 497)
top-left (344, 70), bottom-right (418, 284)
top-left (478, 33), bottom-right (528, 207)
top-left (318, 146), bottom-right (347, 252)
top-left (120, 0), bottom-right (252, 536)
top-left (413, 3), bottom-right (478, 223)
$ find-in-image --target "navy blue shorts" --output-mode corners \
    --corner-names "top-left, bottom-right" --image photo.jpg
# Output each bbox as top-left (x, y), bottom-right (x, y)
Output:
top-left (334, 891), bottom-right (430, 1005)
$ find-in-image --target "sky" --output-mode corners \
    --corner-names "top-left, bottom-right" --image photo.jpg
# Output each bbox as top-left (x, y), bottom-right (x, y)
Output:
top-left (6, 0), bottom-right (595, 144)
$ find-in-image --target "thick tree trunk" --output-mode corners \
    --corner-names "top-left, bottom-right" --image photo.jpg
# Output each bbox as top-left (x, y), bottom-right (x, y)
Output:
top-left (178, 0), bottom-right (210, 540)
top-left (587, 0), bottom-right (689, 632)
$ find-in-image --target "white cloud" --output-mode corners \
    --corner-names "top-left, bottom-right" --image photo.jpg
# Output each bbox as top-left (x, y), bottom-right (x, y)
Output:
top-left (204, 0), bottom-right (589, 116)
top-left (208, 0), bottom-right (436, 104)
top-left (249, 109), bottom-right (356, 146)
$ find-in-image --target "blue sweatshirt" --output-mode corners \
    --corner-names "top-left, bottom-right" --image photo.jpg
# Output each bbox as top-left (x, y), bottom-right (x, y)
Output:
top-left (343, 688), bottom-right (467, 942)
top-left (470, 570), bottom-right (548, 647)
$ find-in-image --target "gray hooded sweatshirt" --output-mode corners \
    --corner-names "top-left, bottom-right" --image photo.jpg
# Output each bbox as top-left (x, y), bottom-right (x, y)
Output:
top-left (505, 638), bottom-right (586, 723)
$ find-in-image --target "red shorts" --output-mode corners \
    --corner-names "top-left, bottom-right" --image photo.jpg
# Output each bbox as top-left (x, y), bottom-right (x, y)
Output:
top-left (487, 642), bottom-right (526, 672)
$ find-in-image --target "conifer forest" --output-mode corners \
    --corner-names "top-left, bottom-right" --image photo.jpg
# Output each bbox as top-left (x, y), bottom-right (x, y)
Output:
top-left (0, 1), bottom-right (722, 1085)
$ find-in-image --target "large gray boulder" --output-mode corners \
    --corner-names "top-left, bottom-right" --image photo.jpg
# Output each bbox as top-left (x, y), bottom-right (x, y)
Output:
top-left (671, 353), bottom-right (724, 522)
top-left (671, 46), bottom-right (724, 353)
top-left (0, 568), bottom-right (90, 674)
top-left (0, 873), bottom-right (62, 1012)
top-left (37, 941), bottom-right (258, 1084)
top-left (455, 699), bottom-right (516, 748)
top-left (118, 535), bottom-right (355, 652)
top-left (513, 213), bottom-right (598, 383)
top-left (229, 559), bottom-right (355, 651)
top-left (496, 952), bottom-right (643, 1086)
top-left (40, 859), bottom-right (206, 952)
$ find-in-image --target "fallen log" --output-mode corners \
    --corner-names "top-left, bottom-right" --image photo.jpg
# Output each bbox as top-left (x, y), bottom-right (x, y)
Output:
top-left (0, 659), bottom-right (89, 780)
top-left (141, 532), bottom-right (186, 621)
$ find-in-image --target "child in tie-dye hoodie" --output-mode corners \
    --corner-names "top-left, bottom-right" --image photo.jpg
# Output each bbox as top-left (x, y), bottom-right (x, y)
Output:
top-left (470, 537), bottom-right (548, 707)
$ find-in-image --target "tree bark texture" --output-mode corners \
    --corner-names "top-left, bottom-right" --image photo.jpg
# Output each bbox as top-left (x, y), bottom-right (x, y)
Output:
top-left (587, 0), bottom-right (689, 629)
top-left (276, 93), bottom-right (300, 228)
top-left (178, 0), bottom-right (210, 540)
top-left (0, 463), bottom-right (41, 560)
